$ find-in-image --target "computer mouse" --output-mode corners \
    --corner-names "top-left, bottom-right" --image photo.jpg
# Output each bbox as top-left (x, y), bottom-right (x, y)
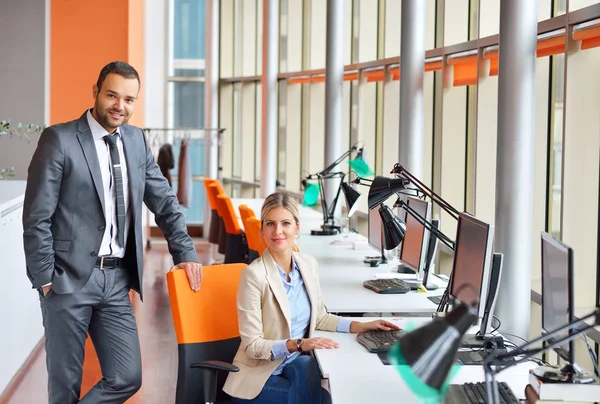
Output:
top-left (369, 260), bottom-right (380, 267)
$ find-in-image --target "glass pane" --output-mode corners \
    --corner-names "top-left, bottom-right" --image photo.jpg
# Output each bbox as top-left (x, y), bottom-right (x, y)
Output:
top-left (170, 180), bottom-right (206, 224)
top-left (173, 0), bottom-right (206, 61)
top-left (548, 54), bottom-right (564, 239)
top-left (167, 82), bottom-right (205, 128)
top-left (174, 69), bottom-right (205, 77)
top-left (232, 82), bottom-right (242, 177)
top-left (278, 81), bottom-right (287, 187)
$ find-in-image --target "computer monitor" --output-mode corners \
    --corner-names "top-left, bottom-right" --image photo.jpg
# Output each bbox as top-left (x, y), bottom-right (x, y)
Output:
top-left (462, 252), bottom-right (504, 347)
top-left (421, 218), bottom-right (440, 288)
top-left (397, 197), bottom-right (431, 275)
top-left (365, 207), bottom-right (386, 266)
top-left (368, 207), bottom-right (383, 252)
top-left (449, 212), bottom-right (494, 320)
top-left (541, 231), bottom-right (574, 366)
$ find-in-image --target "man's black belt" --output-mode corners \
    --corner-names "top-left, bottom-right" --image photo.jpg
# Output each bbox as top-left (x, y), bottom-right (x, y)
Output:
top-left (96, 256), bottom-right (123, 269)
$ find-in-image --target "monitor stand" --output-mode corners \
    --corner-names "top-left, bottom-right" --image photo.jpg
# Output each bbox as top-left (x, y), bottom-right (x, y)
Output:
top-left (311, 224), bottom-right (339, 236)
top-left (395, 264), bottom-right (415, 274)
top-left (422, 281), bottom-right (438, 291)
top-left (460, 334), bottom-right (503, 349)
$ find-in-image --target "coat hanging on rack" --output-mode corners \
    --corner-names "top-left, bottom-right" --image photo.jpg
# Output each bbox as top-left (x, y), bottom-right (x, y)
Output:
top-left (157, 143), bottom-right (175, 187)
top-left (177, 138), bottom-right (192, 207)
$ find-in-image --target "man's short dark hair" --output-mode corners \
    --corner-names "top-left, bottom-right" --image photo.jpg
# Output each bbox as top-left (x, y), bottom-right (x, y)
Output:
top-left (96, 61), bottom-right (140, 91)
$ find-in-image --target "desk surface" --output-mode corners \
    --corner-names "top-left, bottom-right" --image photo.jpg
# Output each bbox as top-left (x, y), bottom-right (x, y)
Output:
top-left (314, 317), bottom-right (536, 404)
top-left (232, 198), bottom-right (447, 314)
top-left (298, 233), bottom-right (446, 314)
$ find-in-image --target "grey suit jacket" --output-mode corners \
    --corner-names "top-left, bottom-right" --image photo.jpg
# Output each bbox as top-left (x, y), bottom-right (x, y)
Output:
top-left (22, 111), bottom-right (198, 299)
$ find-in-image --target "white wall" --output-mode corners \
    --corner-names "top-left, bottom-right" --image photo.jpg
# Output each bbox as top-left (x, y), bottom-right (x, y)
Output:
top-left (0, 0), bottom-right (47, 180)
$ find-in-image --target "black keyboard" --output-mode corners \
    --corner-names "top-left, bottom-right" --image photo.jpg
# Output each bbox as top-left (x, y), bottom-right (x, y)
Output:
top-left (428, 295), bottom-right (442, 304)
top-left (455, 348), bottom-right (514, 365)
top-left (363, 279), bottom-right (410, 294)
top-left (356, 329), bottom-right (405, 353)
top-left (455, 350), bottom-right (486, 365)
top-left (445, 382), bottom-right (519, 404)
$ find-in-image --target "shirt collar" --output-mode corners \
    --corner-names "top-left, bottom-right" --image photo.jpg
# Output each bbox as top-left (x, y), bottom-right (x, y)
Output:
top-left (86, 109), bottom-right (121, 141)
top-left (275, 256), bottom-right (300, 281)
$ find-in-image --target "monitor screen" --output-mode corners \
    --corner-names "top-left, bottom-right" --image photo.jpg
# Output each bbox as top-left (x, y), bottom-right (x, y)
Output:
top-left (449, 213), bottom-right (494, 315)
top-left (368, 207), bottom-right (383, 253)
top-left (541, 232), bottom-right (574, 365)
top-left (398, 197), bottom-right (430, 273)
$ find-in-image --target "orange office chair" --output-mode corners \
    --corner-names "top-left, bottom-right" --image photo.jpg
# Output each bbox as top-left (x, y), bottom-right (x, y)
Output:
top-left (167, 264), bottom-right (246, 404)
top-left (216, 194), bottom-right (249, 264)
top-left (203, 178), bottom-right (221, 246)
top-left (238, 205), bottom-right (263, 262)
top-left (243, 216), bottom-right (266, 261)
top-left (207, 183), bottom-right (228, 255)
top-left (238, 204), bottom-right (256, 224)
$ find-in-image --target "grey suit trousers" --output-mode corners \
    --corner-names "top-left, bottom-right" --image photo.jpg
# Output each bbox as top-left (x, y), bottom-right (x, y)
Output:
top-left (40, 266), bottom-right (141, 404)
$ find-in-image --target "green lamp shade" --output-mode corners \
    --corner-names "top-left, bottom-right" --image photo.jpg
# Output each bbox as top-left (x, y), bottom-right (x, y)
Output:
top-left (303, 183), bottom-right (320, 206)
top-left (388, 302), bottom-right (477, 401)
top-left (349, 158), bottom-right (374, 177)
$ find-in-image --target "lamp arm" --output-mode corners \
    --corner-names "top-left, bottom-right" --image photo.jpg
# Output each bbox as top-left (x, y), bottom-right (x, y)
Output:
top-left (396, 198), bottom-right (455, 251)
top-left (319, 144), bottom-right (359, 177)
top-left (484, 309), bottom-right (600, 374)
top-left (391, 164), bottom-right (459, 220)
top-left (326, 172), bottom-right (346, 225)
top-left (317, 175), bottom-right (329, 227)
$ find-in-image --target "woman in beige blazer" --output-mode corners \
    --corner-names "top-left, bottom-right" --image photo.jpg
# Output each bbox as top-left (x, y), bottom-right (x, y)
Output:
top-left (223, 191), bottom-right (398, 404)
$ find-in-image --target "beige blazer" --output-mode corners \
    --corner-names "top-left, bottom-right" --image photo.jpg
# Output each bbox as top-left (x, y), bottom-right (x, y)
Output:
top-left (223, 249), bottom-right (341, 400)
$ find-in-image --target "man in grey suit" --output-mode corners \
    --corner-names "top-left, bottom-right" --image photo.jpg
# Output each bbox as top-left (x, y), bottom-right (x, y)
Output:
top-left (22, 61), bottom-right (203, 404)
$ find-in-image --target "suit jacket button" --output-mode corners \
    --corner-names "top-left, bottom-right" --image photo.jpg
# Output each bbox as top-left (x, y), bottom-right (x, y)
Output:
top-left (90, 251), bottom-right (97, 256)
top-left (98, 225), bottom-right (105, 231)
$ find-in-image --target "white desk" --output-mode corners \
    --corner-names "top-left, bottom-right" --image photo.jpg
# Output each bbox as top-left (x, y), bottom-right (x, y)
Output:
top-left (314, 317), bottom-right (536, 403)
top-left (231, 198), bottom-right (447, 315)
top-left (298, 233), bottom-right (446, 314)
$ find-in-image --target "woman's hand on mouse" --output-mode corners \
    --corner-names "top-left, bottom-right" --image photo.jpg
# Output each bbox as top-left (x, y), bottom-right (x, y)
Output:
top-left (350, 319), bottom-right (401, 334)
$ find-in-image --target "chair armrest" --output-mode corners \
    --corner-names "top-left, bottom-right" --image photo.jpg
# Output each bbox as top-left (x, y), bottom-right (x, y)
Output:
top-left (190, 360), bottom-right (239, 373)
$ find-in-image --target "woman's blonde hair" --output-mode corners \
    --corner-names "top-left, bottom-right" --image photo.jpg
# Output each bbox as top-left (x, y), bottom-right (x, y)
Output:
top-left (260, 191), bottom-right (300, 226)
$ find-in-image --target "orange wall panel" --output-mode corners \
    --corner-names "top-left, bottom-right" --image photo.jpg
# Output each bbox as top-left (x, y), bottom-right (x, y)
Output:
top-left (51, 0), bottom-right (144, 127)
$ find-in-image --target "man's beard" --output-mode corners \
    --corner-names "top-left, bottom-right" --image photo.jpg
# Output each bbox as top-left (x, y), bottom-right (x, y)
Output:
top-left (97, 107), bottom-right (127, 129)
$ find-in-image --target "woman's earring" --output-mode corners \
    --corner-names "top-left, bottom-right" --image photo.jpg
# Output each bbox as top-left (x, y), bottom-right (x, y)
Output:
top-left (295, 234), bottom-right (299, 240)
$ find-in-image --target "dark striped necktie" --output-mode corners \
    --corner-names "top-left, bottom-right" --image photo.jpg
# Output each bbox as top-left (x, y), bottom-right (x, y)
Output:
top-left (104, 134), bottom-right (126, 248)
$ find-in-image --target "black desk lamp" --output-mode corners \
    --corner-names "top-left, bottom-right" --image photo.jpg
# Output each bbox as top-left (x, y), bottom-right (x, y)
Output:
top-left (366, 173), bottom-right (458, 308)
top-left (302, 143), bottom-right (373, 235)
top-left (391, 304), bottom-right (600, 404)
top-left (368, 165), bottom-right (462, 310)
top-left (389, 298), bottom-right (478, 401)
top-left (483, 308), bottom-right (600, 404)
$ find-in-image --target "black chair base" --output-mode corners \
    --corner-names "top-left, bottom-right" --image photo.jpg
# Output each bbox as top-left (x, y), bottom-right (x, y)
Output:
top-left (224, 232), bottom-right (249, 264)
top-left (208, 209), bottom-right (221, 244)
top-left (176, 338), bottom-right (240, 404)
top-left (218, 218), bottom-right (227, 255)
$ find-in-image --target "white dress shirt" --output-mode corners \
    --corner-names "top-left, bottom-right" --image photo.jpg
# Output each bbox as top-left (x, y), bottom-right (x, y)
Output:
top-left (86, 109), bottom-right (131, 258)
